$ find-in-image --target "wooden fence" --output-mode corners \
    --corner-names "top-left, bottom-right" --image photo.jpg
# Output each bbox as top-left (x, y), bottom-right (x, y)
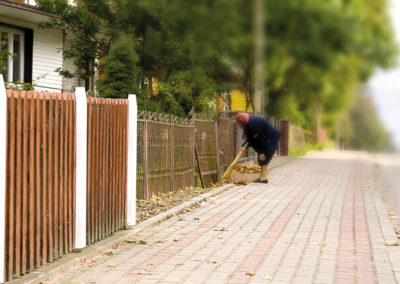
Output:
top-left (5, 90), bottom-right (76, 281)
top-left (0, 82), bottom-right (302, 281)
top-left (86, 98), bottom-right (128, 244)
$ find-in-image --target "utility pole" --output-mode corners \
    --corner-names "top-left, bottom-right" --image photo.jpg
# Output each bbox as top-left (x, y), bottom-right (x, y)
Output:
top-left (254, 0), bottom-right (265, 115)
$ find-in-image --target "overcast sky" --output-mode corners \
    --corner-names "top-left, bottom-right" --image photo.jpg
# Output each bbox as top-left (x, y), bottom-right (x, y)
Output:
top-left (369, 0), bottom-right (400, 149)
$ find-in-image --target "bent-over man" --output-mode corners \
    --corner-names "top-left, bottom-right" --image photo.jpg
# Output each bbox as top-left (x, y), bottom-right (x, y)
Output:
top-left (234, 112), bottom-right (281, 183)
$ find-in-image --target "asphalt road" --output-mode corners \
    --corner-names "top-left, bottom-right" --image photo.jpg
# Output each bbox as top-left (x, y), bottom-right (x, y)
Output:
top-left (375, 153), bottom-right (400, 233)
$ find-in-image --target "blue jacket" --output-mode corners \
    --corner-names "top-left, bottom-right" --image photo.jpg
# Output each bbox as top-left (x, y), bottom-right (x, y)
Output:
top-left (243, 116), bottom-right (281, 155)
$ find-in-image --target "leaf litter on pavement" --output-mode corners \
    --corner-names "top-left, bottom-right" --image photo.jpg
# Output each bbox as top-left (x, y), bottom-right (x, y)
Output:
top-left (136, 165), bottom-right (262, 223)
top-left (136, 183), bottom-right (229, 223)
top-left (233, 165), bottom-right (261, 174)
top-left (76, 168), bottom-right (258, 272)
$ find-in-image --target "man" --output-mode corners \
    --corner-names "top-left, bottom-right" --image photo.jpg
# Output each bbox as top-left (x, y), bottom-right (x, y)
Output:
top-left (234, 112), bottom-right (281, 183)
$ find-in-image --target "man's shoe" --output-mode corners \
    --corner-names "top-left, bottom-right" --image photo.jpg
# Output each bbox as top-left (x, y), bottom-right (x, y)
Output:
top-left (254, 178), bottom-right (268, 183)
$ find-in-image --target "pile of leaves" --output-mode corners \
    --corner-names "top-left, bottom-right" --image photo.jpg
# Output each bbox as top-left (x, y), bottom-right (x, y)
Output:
top-left (136, 176), bottom-right (256, 224)
top-left (233, 165), bottom-right (261, 174)
top-left (136, 184), bottom-right (226, 223)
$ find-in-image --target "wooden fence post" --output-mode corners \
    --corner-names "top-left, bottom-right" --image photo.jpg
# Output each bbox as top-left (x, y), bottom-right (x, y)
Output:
top-left (75, 87), bottom-right (87, 249)
top-left (0, 75), bottom-right (7, 282)
top-left (127, 95), bottom-right (137, 227)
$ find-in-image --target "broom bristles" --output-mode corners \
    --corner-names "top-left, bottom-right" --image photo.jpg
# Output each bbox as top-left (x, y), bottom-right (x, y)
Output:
top-left (222, 143), bottom-right (248, 180)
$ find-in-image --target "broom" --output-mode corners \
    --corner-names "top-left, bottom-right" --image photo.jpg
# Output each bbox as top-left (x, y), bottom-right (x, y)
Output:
top-left (222, 142), bottom-right (248, 181)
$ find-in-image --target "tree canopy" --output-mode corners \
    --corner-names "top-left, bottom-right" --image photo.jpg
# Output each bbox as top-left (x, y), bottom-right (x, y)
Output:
top-left (36, 0), bottom-right (398, 148)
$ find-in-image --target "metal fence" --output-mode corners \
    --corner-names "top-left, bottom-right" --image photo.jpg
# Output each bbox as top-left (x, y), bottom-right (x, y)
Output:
top-left (137, 112), bottom-right (195, 199)
top-left (193, 114), bottom-right (219, 187)
top-left (217, 113), bottom-right (236, 175)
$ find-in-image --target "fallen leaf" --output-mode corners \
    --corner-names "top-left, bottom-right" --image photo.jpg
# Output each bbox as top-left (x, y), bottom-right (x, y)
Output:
top-left (246, 272), bottom-right (256, 276)
top-left (107, 263), bottom-right (116, 268)
top-left (235, 180), bottom-right (249, 185)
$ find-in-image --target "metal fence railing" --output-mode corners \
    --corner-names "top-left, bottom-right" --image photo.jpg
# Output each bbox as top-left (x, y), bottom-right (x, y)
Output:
top-left (193, 114), bottom-right (219, 187)
top-left (137, 112), bottom-right (196, 199)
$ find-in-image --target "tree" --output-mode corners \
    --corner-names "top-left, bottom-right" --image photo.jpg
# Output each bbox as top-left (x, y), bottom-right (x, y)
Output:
top-left (96, 33), bottom-right (140, 98)
top-left (263, 0), bottom-right (397, 139)
top-left (35, 0), bottom-right (398, 132)
top-left (36, 0), bottom-right (109, 91)
top-left (346, 91), bottom-right (393, 152)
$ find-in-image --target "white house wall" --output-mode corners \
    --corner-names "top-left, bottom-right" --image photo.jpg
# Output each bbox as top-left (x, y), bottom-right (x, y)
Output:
top-left (1, 14), bottom-right (78, 92)
top-left (32, 28), bottom-right (64, 92)
top-left (62, 32), bottom-right (80, 93)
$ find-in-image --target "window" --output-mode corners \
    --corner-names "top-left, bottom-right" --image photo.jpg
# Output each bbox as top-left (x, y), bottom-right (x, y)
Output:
top-left (0, 26), bottom-right (25, 83)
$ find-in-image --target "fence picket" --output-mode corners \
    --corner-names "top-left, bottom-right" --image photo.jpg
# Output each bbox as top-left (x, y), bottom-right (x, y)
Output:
top-left (58, 93), bottom-right (64, 257)
top-left (63, 96), bottom-right (69, 254)
top-left (6, 91), bottom-right (15, 279)
top-left (34, 93), bottom-right (41, 267)
top-left (53, 94), bottom-right (60, 260)
top-left (22, 91), bottom-right (29, 275)
top-left (41, 93), bottom-right (48, 264)
top-left (28, 92), bottom-right (35, 271)
top-left (110, 103), bottom-right (116, 232)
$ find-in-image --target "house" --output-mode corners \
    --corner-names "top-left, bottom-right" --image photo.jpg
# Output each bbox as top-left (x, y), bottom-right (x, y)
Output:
top-left (0, 0), bottom-right (79, 92)
top-left (216, 89), bottom-right (254, 112)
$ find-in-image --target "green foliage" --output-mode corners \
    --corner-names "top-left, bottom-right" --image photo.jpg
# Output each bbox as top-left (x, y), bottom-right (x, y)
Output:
top-left (97, 33), bottom-right (140, 98)
top-left (36, 0), bottom-right (109, 88)
top-left (264, 0), bottom-right (397, 137)
top-left (5, 80), bottom-right (36, 91)
top-left (346, 93), bottom-right (393, 152)
top-left (0, 40), bottom-right (17, 81)
top-left (35, 0), bottom-right (397, 143)
top-left (289, 142), bottom-right (333, 157)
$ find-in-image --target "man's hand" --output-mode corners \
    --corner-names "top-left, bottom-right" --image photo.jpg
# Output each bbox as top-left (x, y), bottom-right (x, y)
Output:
top-left (259, 153), bottom-right (266, 161)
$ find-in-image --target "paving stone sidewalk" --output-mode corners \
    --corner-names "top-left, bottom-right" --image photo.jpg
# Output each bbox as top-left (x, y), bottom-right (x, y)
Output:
top-left (15, 151), bottom-right (400, 283)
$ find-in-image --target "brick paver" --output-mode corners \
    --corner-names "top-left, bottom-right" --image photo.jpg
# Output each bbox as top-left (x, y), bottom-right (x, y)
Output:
top-left (30, 151), bottom-right (399, 284)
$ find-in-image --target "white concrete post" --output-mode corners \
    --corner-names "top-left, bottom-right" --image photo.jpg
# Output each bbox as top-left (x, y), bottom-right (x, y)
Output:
top-left (0, 75), bottom-right (7, 282)
top-left (127, 94), bottom-right (137, 227)
top-left (74, 87), bottom-right (87, 249)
